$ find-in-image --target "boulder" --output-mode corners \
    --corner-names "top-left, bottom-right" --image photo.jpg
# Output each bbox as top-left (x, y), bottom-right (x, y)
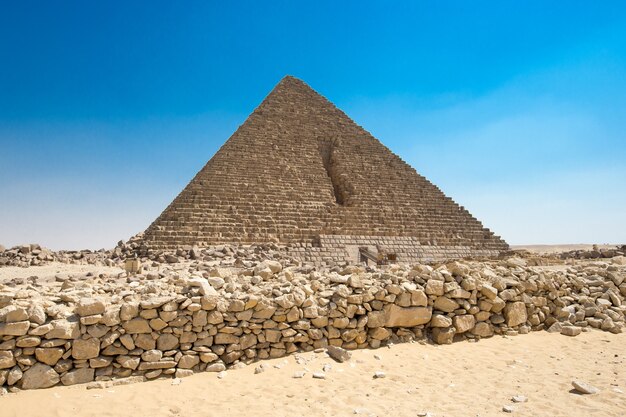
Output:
top-left (21, 363), bottom-right (60, 389)
top-left (385, 305), bottom-right (432, 327)
top-left (504, 302), bottom-right (527, 327)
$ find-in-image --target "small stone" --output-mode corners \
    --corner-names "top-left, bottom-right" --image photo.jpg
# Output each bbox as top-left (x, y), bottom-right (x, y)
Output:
top-left (561, 326), bottom-right (582, 337)
top-left (572, 380), bottom-right (599, 394)
top-left (511, 395), bottom-right (527, 403)
top-left (373, 371), bottom-right (386, 379)
top-left (502, 405), bottom-right (515, 413)
top-left (327, 345), bottom-right (351, 363)
top-left (312, 372), bottom-right (326, 379)
top-left (206, 363), bottom-right (226, 373)
top-left (254, 365), bottom-right (266, 374)
top-left (216, 371), bottom-right (227, 379)
top-left (293, 371), bottom-right (306, 378)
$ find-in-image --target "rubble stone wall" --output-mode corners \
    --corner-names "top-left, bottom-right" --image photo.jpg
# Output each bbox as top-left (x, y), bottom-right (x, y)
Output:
top-left (1, 258), bottom-right (624, 391)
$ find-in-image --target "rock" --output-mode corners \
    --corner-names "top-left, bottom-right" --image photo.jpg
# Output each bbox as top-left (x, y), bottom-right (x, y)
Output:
top-left (61, 368), bottom-right (95, 386)
top-left (385, 305), bottom-right (432, 327)
top-left (141, 350), bottom-right (163, 362)
top-left (472, 322), bottom-right (493, 337)
top-left (312, 372), bottom-right (326, 379)
top-left (431, 327), bottom-right (455, 344)
top-left (572, 380), bottom-right (599, 394)
top-left (188, 277), bottom-right (218, 296)
top-left (453, 314), bottom-right (475, 333)
top-left (7, 366), bottom-right (22, 385)
top-left (0, 321), bottom-right (30, 336)
top-left (373, 371), bottom-right (386, 379)
top-left (72, 338), bottom-right (100, 360)
top-left (178, 354), bottom-right (200, 369)
top-left (175, 369), bottom-right (194, 378)
top-left (122, 318), bottom-right (152, 334)
top-left (0, 351), bottom-right (16, 369)
top-left (21, 363), bottom-right (60, 389)
top-left (327, 345), bottom-right (351, 363)
top-left (293, 371), bottom-right (306, 378)
top-left (502, 405), bottom-right (515, 413)
top-left (254, 365), bottom-right (266, 374)
top-left (561, 326), bottom-right (582, 337)
top-left (511, 395), bottom-right (528, 403)
top-left (46, 318), bottom-right (80, 339)
top-left (480, 283), bottom-right (498, 300)
top-left (5, 306), bottom-right (29, 322)
top-left (425, 280), bottom-right (444, 296)
top-left (35, 348), bottom-right (64, 366)
top-left (546, 322), bottom-right (563, 333)
top-left (75, 298), bottom-right (105, 316)
top-left (206, 363), bottom-right (226, 372)
top-left (430, 315), bottom-right (453, 327)
top-left (504, 302), bottom-right (527, 327)
top-left (207, 277), bottom-right (225, 289)
top-left (433, 297), bottom-right (459, 313)
top-left (264, 260), bottom-right (283, 273)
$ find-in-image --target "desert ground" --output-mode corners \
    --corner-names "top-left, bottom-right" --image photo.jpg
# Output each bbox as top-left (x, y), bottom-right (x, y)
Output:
top-left (511, 244), bottom-right (619, 254)
top-left (0, 330), bottom-right (623, 417)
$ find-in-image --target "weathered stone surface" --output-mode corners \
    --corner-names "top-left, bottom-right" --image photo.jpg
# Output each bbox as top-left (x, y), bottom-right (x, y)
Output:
top-left (157, 334), bottom-right (179, 350)
top-left (453, 315), bottom-right (475, 333)
top-left (46, 319), bottom-right (80, 339)
top-left (327, 346), bottom-right (351, 363)
top-left (0, 321), bottom-right (30, 336)
top-left (433, 297), bottom-right (459, 313)
top-left (431, 327), bottom-right (455, 344)
top-left (385, 305), bottom-right (432, 327)
top-left (572, 380), bottom-right (599, 394)
top-left (0, 351), bottom-right (16, 369)
top-left (504, 302), bottom-right (527, 327)
top-left (76, 298), bottom-right (106, 317)
top-left (61, 368), bottom-right (95, 386)
top-left (122, 318), bottom-right (152, 334)
top-left (561, 326), bottom-right (582, 337)
top-left (72, 338), bottom-right (100, 360)
top-left (430, 315), bottom-right (453, 328)
top-left (21, 363), bottom-right (60, 389)
top-left (35, 348), bottom-right (64, 366)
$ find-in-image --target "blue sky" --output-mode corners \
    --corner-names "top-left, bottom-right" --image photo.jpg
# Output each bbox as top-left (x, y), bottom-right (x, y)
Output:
top-left (1, 1), bottom-right (625, 249)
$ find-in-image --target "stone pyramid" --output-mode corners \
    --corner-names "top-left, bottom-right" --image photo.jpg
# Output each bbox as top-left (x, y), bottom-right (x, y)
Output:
top-left (142, 76), bottom-right (508, 262)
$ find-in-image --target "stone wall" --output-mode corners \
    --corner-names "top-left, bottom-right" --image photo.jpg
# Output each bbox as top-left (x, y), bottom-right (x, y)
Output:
top-left (1, 258), bottom-right (624, 391)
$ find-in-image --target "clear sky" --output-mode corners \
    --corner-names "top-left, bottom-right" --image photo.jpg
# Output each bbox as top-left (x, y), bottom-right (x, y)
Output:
top-left (1, 1), bottom-right (625, 250)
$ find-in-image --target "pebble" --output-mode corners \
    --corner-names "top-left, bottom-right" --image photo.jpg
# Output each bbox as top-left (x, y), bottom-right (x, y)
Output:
top-left (373, 371), bottom-right (386, 379)
top-left (511, 395), bottom-right (527, 403)
top-left (502, 405), bottom-right (515, 413)
top-left (312, 372), bottom-right (326, 379)
top-left (292, 371), bottom-right (306, 379)
top-left (572, 380), bottom-right (599, 394)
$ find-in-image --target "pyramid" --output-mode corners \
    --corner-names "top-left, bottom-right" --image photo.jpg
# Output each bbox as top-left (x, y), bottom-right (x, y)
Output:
top-left (142, 76), bottom-right (508, 262)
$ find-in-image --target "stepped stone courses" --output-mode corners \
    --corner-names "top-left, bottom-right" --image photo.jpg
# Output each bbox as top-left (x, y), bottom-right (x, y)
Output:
top-left (142, 76), bottom-right (508, 262)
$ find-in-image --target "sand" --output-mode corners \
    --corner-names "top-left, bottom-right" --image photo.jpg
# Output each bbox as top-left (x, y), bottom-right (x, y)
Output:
top-left (2, 330), bottom-right (624, 417)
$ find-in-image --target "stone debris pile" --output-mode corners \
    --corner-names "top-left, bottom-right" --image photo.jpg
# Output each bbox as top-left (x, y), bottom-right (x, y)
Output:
top-left (0, 243), bottom-right (114, 268)
top-left (0, 255), bottom-right (624, 391)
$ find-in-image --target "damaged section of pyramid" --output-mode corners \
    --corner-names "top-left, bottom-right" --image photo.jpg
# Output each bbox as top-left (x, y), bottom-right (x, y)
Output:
top-left (141, 76), bottom-right (508, 262)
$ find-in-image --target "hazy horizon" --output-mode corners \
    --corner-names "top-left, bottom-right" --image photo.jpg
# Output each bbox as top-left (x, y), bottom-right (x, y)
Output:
top-left (1, 2), bottom-right (625, 250)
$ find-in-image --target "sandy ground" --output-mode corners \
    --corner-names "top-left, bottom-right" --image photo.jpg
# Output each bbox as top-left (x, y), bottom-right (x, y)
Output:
top-left (0, 263), bottom-right (124, 285)
top-left (511, 244), bottom-right (621, 254)
top-left (1, 330), bottom-right (624, 417)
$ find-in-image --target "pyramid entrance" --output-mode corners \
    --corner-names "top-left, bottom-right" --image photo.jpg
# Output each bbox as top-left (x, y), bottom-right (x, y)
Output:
top-left (141, 76), bottom-right (508, 263)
